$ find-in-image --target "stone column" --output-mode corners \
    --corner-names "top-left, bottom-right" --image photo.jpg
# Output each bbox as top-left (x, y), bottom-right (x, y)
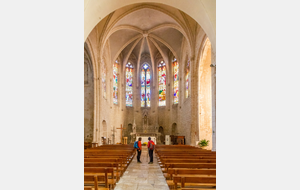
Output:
top-left (190, 56), bottom-right (198, 146)
top-left (93, 75), bottom-right (100, 145)
top-left (211, 50), bottom-right (216, 152)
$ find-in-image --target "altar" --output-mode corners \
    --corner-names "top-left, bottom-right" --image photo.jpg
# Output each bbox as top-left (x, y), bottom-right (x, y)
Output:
top-left (129, 113), bottom-right (161, 144)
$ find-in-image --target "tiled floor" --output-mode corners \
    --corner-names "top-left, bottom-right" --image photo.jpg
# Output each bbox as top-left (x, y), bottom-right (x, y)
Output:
top-left (114, 146), bottom-right (169, 190)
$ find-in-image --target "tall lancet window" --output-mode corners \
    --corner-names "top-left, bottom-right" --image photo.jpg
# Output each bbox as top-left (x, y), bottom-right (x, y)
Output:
top-left (113, 60), bottom-right (118, 104)
top-left (173, 58), bottom-right (179, 104)
top-left (186, 59), bottom-right (190, 98)
top-left (158, 61), bottom-right (166, 106)
top-left (125, 62), bottom-right (133, 107)
top-left (102, 62), bottom-right (107, 99)
top-left (141, 64), bottom-right (150, 107)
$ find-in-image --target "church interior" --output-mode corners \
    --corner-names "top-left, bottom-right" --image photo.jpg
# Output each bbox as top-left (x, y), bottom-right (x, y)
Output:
top-left (84, 1), bottom-right (216, 189)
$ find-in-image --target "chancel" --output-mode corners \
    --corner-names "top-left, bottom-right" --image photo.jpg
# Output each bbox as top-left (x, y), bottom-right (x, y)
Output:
top-left (85, 1), bottom-right (216, 148)
top-left (84, 1), bottom-right (216, 189)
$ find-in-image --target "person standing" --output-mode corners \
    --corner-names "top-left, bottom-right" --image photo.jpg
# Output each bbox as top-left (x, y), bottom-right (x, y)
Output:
top-left (137, 137), bottom-right (142, 163)
top-left (147, 137), bottom-right (155, 164)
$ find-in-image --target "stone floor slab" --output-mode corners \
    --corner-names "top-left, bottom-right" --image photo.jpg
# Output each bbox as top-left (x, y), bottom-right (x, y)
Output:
top-left (115, 146), bottom-right (169, 190)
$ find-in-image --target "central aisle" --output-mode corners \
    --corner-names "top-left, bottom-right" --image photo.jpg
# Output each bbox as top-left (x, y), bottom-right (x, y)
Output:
top-left (114, 146), bottom-right (169, 190)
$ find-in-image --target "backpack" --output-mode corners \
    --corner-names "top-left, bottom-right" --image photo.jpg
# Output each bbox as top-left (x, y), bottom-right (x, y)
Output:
top-left (149, 141), bottom-right (155, 150)
top-left (134, 141), bottom-right (139, 149)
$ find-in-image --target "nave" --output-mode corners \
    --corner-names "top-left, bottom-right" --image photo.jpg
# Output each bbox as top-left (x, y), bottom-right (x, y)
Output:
top-left (114, 146), bottom-right (168, 190)
top-left (84, 144), bottom-right (216, 190)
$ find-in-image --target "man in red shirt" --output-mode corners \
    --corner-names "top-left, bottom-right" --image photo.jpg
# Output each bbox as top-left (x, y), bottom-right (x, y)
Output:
top-left (147, 137), bottom-right (155, 164)
top-left (137, 137), bottom-right (142, 163)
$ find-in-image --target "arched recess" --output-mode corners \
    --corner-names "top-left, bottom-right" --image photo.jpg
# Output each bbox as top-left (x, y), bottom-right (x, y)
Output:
top-left (158, 126), bottom-right (165, 144)
top-left (84, 0), bottom-right (216, 53)
top-left (171, 123), bottom-right (178, 136)
top-left (198, 38), bottom-right (212, 150)
top-left (102, 120), bottom-right (107, 141)
top-left (84, 43), bottom-right (94, 143)
top-left (127, 123), bottom-right (133, 143)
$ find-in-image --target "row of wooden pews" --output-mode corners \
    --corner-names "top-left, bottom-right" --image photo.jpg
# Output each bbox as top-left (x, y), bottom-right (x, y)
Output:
top-left (84, 142), bottom-right (92, 149)
top-left (84, 144), bottom-right (136, 190)
top-left (155, 145), bottom-right (216, 190)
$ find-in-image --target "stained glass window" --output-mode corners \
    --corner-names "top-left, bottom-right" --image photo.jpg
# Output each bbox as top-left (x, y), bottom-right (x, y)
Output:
top-left (173, 58), bottom-right (179, 104)
top-left (146, 69), bottom-right (151, 107)
top-left (126, 62), bottom-right (133, 107)
top-left (141, 64), bottom-right (150, 107)
top-left (186, 60), bottom-right (190, 98)
top-left (102, 63), bottom-right (107, 99)
top-left (113, 61), bottom-right (118, 104)
top-left (158, 61), bottom-right (166, 106)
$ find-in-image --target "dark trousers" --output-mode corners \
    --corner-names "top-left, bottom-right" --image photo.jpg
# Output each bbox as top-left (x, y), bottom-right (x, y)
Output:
top-left (148, 149), bottom-right (153, 162)
top-left (137, 149), bottom-right (141, 162)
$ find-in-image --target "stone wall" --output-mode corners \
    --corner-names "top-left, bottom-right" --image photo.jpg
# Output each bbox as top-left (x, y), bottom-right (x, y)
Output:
top-left (84, 43), bottom-right (94, 142)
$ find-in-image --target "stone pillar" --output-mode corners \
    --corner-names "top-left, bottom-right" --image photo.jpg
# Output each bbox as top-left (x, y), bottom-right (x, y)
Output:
top-left (93, 75), bottom-right (100, 145)
top-left (211, 50), bottom-right (216, 152)
top-left (190, 57), bottom-right (198, 146)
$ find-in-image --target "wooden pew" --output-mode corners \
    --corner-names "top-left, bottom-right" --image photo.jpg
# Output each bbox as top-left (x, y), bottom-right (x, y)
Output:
top-left (83, 175), bottom-right (109, 190)
top-left (163, 163), bottom-right (216, 174)
top-left (173, 176), bottom-right (216, 189)
top-left (161, 159), bottom-right (216, 164)
top-left (158, 155), bottom-right (216, 160)
top-left (167, 168), bottom-right (216, 179)
top-left (84, 142), bottom-right (92, 149)
top-left (155, 145), bottom-right (217, 190)
top-left (84, 158), bottom-right (128, 170)
top-left (84, 175), bottom-right (108, 190)
top-left (84, 163), bottom-right (122, 180)
top-left (84, 167), bottom-right (116, 189)
top-left (84, 151), bottom-right (134, 165)
top-left (84, 145), bottom-right (136, 189)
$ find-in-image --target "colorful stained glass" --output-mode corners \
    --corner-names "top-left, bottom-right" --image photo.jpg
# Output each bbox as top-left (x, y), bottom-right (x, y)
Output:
top-left (102, 63), bottom-right (106, 99)
top-left (173, 59), bottom-right (179, 104)
top-left (141, 64), bottom-right (150, 107)
top-left (146, 69), bottom-right (151, 107)
top-left (143, 64), bottom-right (149, 69)
top-left (126, 63), bottom-right (133, 107)
top-left (141, 69), bottom-right (146, 107)
top-left (158, 62), bottom-right (166, 106)
top-left (113, 63), bottom-right (118, 104)
top-left (186, 60), bottom-right (190, 98)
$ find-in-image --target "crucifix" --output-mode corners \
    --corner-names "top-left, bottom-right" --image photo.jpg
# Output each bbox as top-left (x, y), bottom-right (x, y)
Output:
top-left (116, 124), bottom-right (126, 144)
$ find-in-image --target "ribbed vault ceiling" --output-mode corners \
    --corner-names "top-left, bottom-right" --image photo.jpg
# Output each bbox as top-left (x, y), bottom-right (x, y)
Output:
top-left (98, 4), bottom-right (197, 65)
